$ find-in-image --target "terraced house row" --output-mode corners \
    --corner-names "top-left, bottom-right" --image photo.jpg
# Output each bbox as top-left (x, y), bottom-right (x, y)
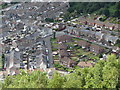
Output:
top-left (78, 17), bottom-right (119, 30)
top-left (66, 27), bottom-right (119, 46)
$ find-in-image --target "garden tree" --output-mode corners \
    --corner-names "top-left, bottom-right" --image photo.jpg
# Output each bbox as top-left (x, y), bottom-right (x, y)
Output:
top-left (3, 70), bottom-right (48, 88)
top-left (63, 12), bottom-right (71, 21)
top-left (84, 67), bottom-right (96, 88)
top-left (2, 54), bottom-right (5, 69)
top-left (65, 2), bottom-right (120, 20)
top-left (102, 54), bottom-right (119, 88)
top-left (87, 60), bottom-right (105, 88)
top-left (45, 18), bottom-right (54, 22)
top-left (116, 56), bottom-right (120, 88)
top-left (62, 73), bottom-right (82, 88)
top-left (53, 31), bottom-right (56, 39)
top-left (67, 7), bottom-right (74, 13)
top-left (114, 10), bottom-right (120, 18)
top-left (47, 72), bottom-right (65, 88)
top-left (115, 2), bottom-right (120, 9)
top-left (0, 81), bottom-right (3, 89)
top-left (75, 67), bottom-right (90, 87)
top-left (102, 65), bottom-right (119, 88)
top-left (3, 76), bottom-right (13, 88)
top-left (102, 8), bottom-right (110, 17)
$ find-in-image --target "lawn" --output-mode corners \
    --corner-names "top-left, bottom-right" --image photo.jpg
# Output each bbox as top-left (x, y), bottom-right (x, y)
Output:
top-left (70, 46), bottom-right (100, 61)
top-left (51, 38), bottom-right (58, 51)
top-left (51, 36), bottom-right (100, 68)
top-left (53, 55), bottom-right (59, 60)
top-left (72, 37), bottom-right (82, 41)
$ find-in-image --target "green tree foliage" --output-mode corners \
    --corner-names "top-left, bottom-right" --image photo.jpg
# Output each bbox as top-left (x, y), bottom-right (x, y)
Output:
top-left (0, 81), bottom-right (3, 89)
top-left (3, 54), bottom-right (120, 88)
top-left (45, 18), bottom-right (54, 22)
top-left (114, 10), bottom-right (120, 18)
top-left (64, 2), bottom-right (119, 20)
top-left (47, 72), bottom-right (65, 88)
top-left (62, 73), bottom-right (82, 88)
top-left (102, 8), bottom-right (110, 17)
top-left (3, 70), bottom-right (48, 88)
top-left (0, 54), bottom-right (5, 70)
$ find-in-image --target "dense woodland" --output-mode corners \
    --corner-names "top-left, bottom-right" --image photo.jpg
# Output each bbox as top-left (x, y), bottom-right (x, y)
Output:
top-left (0, 54), bottom-right (119, 88)
top-left (63, 2), bottom-right (120, 21)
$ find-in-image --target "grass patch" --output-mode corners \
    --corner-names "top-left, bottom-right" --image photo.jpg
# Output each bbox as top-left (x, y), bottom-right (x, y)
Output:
top-left (53, 55), bottom-right (59, 60)
top-left (51, 38), bottom-right (58, 51)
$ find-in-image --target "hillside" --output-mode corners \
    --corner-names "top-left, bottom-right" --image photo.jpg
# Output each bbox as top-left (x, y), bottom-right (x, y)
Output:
top-left (63, 2), bottom-right (120, 23)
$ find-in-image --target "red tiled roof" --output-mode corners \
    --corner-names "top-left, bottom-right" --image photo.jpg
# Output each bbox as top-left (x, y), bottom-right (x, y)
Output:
top-left (77, 61), bottom-right (94, 67)
top-left (77, 40), bottom-right (90, 47)
top-left (57, 35), bottom-right (72, 42)
top-left (59, 50), bottom-right (69, 57)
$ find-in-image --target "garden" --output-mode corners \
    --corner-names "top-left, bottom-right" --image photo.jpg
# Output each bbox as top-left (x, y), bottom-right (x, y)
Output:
top-left (51, 37), bottom-right (100, 71)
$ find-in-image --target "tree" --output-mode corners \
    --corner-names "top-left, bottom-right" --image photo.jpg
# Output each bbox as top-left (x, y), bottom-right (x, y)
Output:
top-left (45, 18), bottom-right (54, 22)
top-left (63, 73), bottom-right (82, 88)
top-left (102, 8), bottom-right (110, 17)
top-left (3, 70), bottom-right (48, 88)
top-left (115, 2), bottom-right (120, 10)
top-left (114, 10), bottom-right (120, 18)
top-left (102, 54), bottom-right (119, 88)
top-left (0, 81), bottom-right (3, 89)
top-left (2, 54), bottom-right (5, 70)
top-left (47, 72), bottom-right (65, 88)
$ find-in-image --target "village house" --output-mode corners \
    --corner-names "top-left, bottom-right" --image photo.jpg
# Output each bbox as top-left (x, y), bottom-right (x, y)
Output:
top-left (114, 24), bottom-right (119, 30)
top-left (78, 17), bottom-right (118, 30)
top-left (57, 23), bottom-right (66, 31)
top-left (77, 40), bottom-right (90, 50)
top-left (80, 30), bottom-right (90, 37)
top-left (60, 57), bottom-right (77, 68)
top-left (67, 27), bottom-right (74, 34)
top-left (112, 47), bottom-right (120, 55)
top-left (78, 17), bottom-right (88, 25)
top-left (59, 50), bottom-right (69, 58)
top-left (90, 44), bottom-right (104, 54)
top-left (72, 28), bottom-right (81, 36)
top-left (105, 22), bottom-right (116, 30)
top-left (77, 61), bottom-right (94, 68)
top-left (94, 32), bottom-right (104, 42)
top-left (58, 43), bottom-right (68, 50)
top-left (103, 34), bottom-right (119, 45)
top-left (57, 35), bottom-right (72, 43)
top-left (87, 31), bottom-right (96, 40)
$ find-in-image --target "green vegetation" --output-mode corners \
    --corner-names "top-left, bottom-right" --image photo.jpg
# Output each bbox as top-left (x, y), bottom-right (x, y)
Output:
top-left (115, 39), bottom-right (120, 48)
top-left (0, 54), bottom-right (4, 70)
top-left (0, 3), bottom-right (8, 9)
top-left (54, 63), bottom-right (72, 72)
top-left (0, 2), bottom-right (20, 10)
top-left (45, 18), bottom-right (54, 22)
top-left (51, 38), bottom-right (58, 51)
top-left (2, 54), bottom-right (120, 88)
top-left (64, 2), bottom-right (120, 21)
top-left (0, 81), bottom-right (3, 89)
